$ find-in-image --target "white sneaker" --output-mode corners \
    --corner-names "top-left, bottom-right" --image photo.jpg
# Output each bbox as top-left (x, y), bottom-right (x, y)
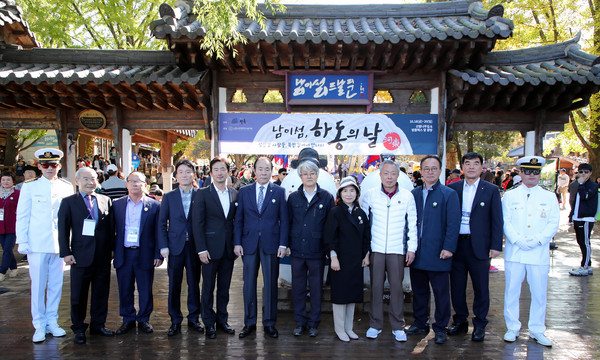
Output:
top-left (392, 329), bottom-right (407, 342)
top-left (569, 267), bottom-right (589, 276)
top-left (46, 324), bottom-right (66, 337)
top-left (0, 273), bottom-right (5, 282)
top-left (530, 332), bottom-right (552, 347)
top-left (33, 329), bottom-right (46, 343)
top-left (588, 267), bottom-right (594, 275)
top-left (8, 268), bottom-right (18, 278)
top-left (366, 327), bottom-right (382, 339)
top-left (503, 330), bottom-right (519, 342)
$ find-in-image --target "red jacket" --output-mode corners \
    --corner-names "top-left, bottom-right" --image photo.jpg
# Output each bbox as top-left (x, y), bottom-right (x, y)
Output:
top-left (0, 189), bottom-right (19, 234)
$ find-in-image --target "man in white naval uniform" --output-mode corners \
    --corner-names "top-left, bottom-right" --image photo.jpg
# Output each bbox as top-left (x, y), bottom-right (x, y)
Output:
top-left (502, 156), bottom-right (559, 347)
top-left (16, 148), bottom-right (74, 343)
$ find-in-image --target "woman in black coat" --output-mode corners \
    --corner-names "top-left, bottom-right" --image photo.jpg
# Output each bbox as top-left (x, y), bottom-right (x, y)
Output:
top-left (324, 176), bottom-right (370, 342)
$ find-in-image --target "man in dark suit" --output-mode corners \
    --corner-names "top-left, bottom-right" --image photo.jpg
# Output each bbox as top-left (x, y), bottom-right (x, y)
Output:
top-left (234, 157), bottom-right (289, 339)
top-left (192, 158), bottom-right (238, 339)
top-left (58, 167), bottom-right (115, 344)
top-left (447, 152), bottom-right (503, 342)
top-left (113, 171), bottom-right (162, 335)
top-left (158, 159), bottom-right (203, 336)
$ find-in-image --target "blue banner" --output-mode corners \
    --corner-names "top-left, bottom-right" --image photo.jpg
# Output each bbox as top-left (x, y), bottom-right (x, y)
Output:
top-left (290, 74), bottom-right (369, 101)
top-left (219, 113), bottom-right (438, 155)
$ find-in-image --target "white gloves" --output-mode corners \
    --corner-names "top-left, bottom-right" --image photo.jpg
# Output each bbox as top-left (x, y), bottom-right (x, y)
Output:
top-left (18, 243), bottom-right (31, 254)
top-left (160, 248), bottom-right (169, 259)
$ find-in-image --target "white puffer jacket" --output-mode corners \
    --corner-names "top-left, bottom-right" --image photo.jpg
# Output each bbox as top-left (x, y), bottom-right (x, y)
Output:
top-left (360, 186), bottom-right (418, 255)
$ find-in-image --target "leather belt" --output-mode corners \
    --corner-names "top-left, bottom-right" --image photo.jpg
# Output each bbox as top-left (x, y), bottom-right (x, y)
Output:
top-left (458, 234), bottom-right (471, 240)
top-left (125, 246), bottom-right (139, 249)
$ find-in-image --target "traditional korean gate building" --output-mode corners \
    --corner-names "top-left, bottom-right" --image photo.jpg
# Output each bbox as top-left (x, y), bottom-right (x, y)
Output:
top-left (1, 0), bottom-right (599, 183)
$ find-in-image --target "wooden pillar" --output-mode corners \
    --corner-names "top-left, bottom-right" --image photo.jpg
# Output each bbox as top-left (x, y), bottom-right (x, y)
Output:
top-left (121, 129), bottom-right (132, 178)
top-left (534, 110), bottom-right (546, 156)
top-left (212, 70), bottom-right (222, 158)
top-left (160, 133), bottom-right (175, 193)
top-left (111, 106), bottom-right (124, 170)
top-left (56, 107), bottom-right (76, 188)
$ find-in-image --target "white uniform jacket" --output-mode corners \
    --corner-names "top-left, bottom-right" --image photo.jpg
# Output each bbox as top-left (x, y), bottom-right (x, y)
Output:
top-left (16, 176), bottom-right (74, 253)
top-left (502, 184), bottom-right (559, 265)
top-left (360, 185), bottom-right (418, 255)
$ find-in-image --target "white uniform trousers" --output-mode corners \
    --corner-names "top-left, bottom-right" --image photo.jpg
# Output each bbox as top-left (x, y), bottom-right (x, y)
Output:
top-left (504, 260), bottom-right (549, 334)
top-left (28, 252), bottom-right (64, 330)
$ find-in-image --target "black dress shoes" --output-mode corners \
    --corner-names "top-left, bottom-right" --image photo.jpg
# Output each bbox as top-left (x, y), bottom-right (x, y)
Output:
top-left (138, 321), bottom-right (154, 334)
top-left (238, 325), bottom-right (256, 338)
top-left (205, 326), bottom-right (217, 339)
top-left (90, 327), bottom-right (115, 336)
top-left (216, 322), bottom-right (235, 334)
top-left (264, 326), bottom-right (279, 338)
top-left (167, 323), bottom-right (181, 336)
top-left (115, 321), bottom-right (136, 335)
top-left (405, 324), bottom-right (430, 335)
top-left (471, 327), bottom-right (485, 342)
top-left (308, 327), bottom-right (319, 337)
top-left (447, 321), bottom-right (469, 336)
top-left (74, 332), bottom-right (86, 344)
top-left (434, 331), bottom-right (447, 344)
top-left (188, 321), bottom-right (205, 333)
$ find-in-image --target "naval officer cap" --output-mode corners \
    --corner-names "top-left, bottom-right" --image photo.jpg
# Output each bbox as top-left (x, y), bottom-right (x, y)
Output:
top-left (34, 148), bottom-right (64, 163)
top-left (516, 156), bottom-right (545, 169)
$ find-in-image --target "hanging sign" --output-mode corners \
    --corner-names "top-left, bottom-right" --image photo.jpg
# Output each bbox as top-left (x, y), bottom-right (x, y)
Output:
top-left (79, 110), bottom-right (107, 131)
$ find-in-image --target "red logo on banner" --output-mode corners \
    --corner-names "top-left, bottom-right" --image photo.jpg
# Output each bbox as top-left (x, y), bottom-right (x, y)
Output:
top-left (383, 132), bottom-right (401, 150)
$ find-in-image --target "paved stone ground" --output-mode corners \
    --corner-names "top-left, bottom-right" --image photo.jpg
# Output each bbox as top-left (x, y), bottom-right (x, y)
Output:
top-left (0, 208), bottom-right (598, 359)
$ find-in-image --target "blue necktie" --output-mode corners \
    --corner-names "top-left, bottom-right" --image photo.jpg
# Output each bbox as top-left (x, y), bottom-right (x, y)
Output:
top-left (85, 194), bottom-right (95, 220)
top-left (258, 186), bottom-right (265, 213)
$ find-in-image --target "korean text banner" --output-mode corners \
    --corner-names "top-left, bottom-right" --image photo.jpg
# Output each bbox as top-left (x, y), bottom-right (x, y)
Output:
top-left (219, 113), bottom-right (438, 155)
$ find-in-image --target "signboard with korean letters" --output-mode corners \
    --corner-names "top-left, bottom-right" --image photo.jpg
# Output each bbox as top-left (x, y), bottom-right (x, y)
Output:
top-left (287, 73), bottom-right (371, 105)
top-left (219, 113), bottom-right (438, 155)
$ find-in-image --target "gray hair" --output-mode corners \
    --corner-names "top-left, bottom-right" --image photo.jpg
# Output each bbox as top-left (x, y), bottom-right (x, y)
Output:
top-left (127, 171), bottom-right (147, 183)
top-left (76, 167), bottom-right (97, 179)
top-left (381, 159), bottom-right (400, 173)
top-left (297, 160), bottom-right (319, 175)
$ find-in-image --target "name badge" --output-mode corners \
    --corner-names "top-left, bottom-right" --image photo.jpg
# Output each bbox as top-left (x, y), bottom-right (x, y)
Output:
top-left (0, 209), bottom-right (4, 221)
top-left (82, 219), bottom-right (96, 236)
top-left (125, 226), bottom-right (139, 247)
top-left (461, 210), bottom-right (471, 226)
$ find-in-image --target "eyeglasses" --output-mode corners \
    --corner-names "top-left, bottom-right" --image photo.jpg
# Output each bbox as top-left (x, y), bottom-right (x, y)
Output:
top-left (578, 170), bottom-right (591, 174)
top-left (522, 169), bottom-right (541, 175)
top-left (40, 163), bottom-right (59, 169)
top-left (127, 179), bottom-right (144, 184)
top-left (282, 173), bottom-right (288, 176)
top-left (421, 167), bottom-right (439, 173)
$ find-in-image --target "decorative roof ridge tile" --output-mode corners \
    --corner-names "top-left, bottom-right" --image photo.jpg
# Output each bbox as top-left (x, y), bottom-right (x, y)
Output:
top-left (483, 34), bottom-right (591, 66)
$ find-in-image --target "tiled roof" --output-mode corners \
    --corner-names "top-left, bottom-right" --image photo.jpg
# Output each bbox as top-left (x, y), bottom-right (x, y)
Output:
top-left (449, 35), bottom-right (600, 86)
top-left (0, 48), bottom-right (205, 85)
top-left (151, 0), bottom-right (513, 45)
top-left (0, 0), bottom-right (39, 48)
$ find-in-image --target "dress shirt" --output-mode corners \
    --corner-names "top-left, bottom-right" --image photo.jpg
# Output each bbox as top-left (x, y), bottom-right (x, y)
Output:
top-left (80, 191), bottom-right (98, 220)
top-left (215, 185), bottom-right (230, 217)
top-left (179, 186), bottom-right (193, 218)
top-left (125, 195), bottom-right (144, 247)
top-left (303, 187), bottom-right (316, 204)
top-left (459, 178), bottom-right (480, 234)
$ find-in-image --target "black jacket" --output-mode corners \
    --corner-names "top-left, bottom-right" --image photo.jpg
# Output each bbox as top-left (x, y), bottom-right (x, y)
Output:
top-left (287, 184), bottom-right (334, 259)
top-left (570, 179), bottom-right (599, 219)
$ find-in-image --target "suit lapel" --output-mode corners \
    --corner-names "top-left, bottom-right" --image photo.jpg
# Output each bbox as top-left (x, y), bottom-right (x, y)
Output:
top-left (138, 196), bottom-right (150, 234)
top-left (172, 189), bottom-right (185, 219)
top-left (227, 187), bottom-right (236, 219)
top-left (471, 181), bottom-right (485, 213)
top-left (208, 184), bottom-right (226, 219)
top-left (261, 183), bottom-right (273, 213)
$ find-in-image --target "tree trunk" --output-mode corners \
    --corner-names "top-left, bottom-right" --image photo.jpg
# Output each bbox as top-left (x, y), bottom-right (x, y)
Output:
top-left (3, 130), bottom-right (18, 167)
top-left (467, 131), bottom-right (474, 153)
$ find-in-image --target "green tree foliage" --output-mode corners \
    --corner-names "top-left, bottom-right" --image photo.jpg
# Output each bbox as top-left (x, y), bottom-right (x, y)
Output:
top-left (455, 131), bottom-right (520, 162)
top-left (20, 0), bottom-right (165, 49)
top-left (194, 0), bottom-right (285, 59)
top-left (173, 131), bottom-right (211, 162)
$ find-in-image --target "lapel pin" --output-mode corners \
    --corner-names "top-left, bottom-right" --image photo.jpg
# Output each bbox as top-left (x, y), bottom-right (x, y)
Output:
top-left (358, 216), bottom-right (363, 224)
top-left (433, 202), bottom-right (438, 207)
top-left (235, 202), bottom-right (238, 206)
top-left (272, 199), bottom-right (276, 204)
top-left (480, 202), bottom-right (485, 207)
top-left (319, 204), bottom-right (323, 209)
top-left (144, 207), bottom-right (148, 212)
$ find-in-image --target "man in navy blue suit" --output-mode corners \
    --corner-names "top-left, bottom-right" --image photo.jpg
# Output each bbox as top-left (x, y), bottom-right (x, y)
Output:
top-left (158, 159), bottom-right (203, 336)
top-left (113, 171), bottom-right (162, 335)
top-left (447, 152), bottom-right (503, 342)
top-left (192, 158), bottom-right (238, 339)
top-left (234, 157), bottom-right (289, 339)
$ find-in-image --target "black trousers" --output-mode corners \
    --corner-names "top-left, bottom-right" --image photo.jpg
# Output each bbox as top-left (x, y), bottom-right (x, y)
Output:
top-left (200, 256), bottom-right (234, 327)
top-left (450, 236), bottom-right (491, 328)
top-left (574, 221), bottom-right (594, 267)
top-left (168, 241), bottom-right (201, 324)
top-left (70, 258), bottom-right (111, 333)
top-left (410, 268), bottom-right (451, 333)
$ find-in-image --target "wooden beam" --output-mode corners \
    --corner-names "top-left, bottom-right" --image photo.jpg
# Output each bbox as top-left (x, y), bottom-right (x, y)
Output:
top-left (271, 42), bottom-right (281, 71)
top-left (335, 43), bottom-right (343, 71)
top-left (365, 43), bottom-right (377, 70)
top-left (392, 43), bottom-right (410, 72)
top-left (380, 42), bottom-right (393, 70)
top-left (256, 42), bottom-right (267, 74)
top-left (422, 42), bottom-right (443, 72)
top-left (320, 43), bottom-right (327, 71)
top-left (236, 45), bottom-right (251, 74)
top-left (405, 42), bottom-right (426, 72)
top-left (350, 43), bottom-right (359, 71)
top-left (303, 42), bottom-right (311, 70)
